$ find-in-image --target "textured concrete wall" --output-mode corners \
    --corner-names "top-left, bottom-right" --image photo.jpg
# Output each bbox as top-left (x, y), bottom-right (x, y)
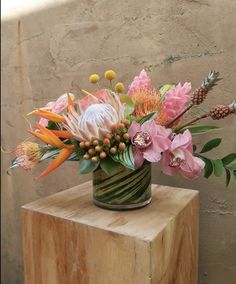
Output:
top-left (1, 0), bottom-right (236, 283)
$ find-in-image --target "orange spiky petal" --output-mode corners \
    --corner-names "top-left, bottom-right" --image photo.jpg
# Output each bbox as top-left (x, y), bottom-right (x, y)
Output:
top-left (67, 93), bottom-right (75, 114)
top-left (29, 109), bottom-right (66, 123)
top-left (37, 146), bottom-right (74, 179)
top-left (50, 130), bottom-right (73, 139)
top-left (35, 123), bottom-right (71, 149)
top-left (28, 130), bottom-right (53, 145)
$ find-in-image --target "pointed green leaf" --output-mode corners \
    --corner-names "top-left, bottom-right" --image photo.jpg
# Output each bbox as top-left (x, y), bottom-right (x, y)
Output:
top-left (47, 121), bottom-right (60, 130)
top-left (225, 168), bottom-right (231, 187)
top-left (233, 170), bottom-right (236, 179)
top-left (40, 149), bottom-right (60, 161)
top-left (79, 159), bottom-right (99, 174)
top-left (222, 153), bottom-right (236, 165)
top-left (213, 159), bottom-right (224, 177)
top-left (201, 157), bottom-right (213, 178)
top-left (124, 104), bottom-right (135, 117)
top-left (10, 159), bottom-right (19, 169)
top-left (180, 125), bottom-right (220, 135)
top-left (119, 94), bottom-right (135, 117)
top-left (227, 163), bottom-right (236, 170)
top-left (137, 112), bottom-right (156, 124)
top-left (111, 145), bottom-right (135, 170)
top-left (100, 156), bottom-right (121, 175)
top-left (200, 138), bottom-right (222, 153)
top-left (158, 84), bottom-right (175, 96)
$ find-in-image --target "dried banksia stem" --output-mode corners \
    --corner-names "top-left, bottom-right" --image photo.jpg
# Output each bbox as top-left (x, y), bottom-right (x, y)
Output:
top-left (192, 71), bottom-right (221, 105)
top-left (209, 105), bottom-right (231, 120)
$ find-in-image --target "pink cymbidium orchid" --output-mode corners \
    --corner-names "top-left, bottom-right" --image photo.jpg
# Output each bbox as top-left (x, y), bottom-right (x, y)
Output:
top-left (128, 120), bottom-right (172, 168)
top-left (160, 130), bottom-right (205, 179)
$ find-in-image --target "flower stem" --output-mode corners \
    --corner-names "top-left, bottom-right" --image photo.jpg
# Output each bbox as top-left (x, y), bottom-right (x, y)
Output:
top-left (174, 113), bottom-right (209, 132)
top-left (110, 80), bottom-right (113, 90)
top-left (165, 103), bottom-right (193, 128)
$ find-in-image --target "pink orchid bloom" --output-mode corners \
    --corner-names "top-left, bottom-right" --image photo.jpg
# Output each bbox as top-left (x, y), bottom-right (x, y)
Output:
top-left (128, 120), bottom-right (172, 168)
top-left (39, 93), bottom-right (74, 126)
top-left (160, 130), bottom-right (205, 179)
top-left (128, 69), bottom-right (153, 97)
top-left (162, 82), bottom-right (192, 123)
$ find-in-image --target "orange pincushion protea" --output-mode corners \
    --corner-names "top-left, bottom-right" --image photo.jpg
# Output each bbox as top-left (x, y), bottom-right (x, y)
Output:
top-left (14, 141), bottom-right (44, 171)
top-left (129, 87), bottom-right (169, 125)
top-left (130, 87), bottom-right (161, 117)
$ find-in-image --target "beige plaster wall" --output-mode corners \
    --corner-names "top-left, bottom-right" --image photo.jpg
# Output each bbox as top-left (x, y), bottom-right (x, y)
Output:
top-left (1, 0), bottom-right (236, 283)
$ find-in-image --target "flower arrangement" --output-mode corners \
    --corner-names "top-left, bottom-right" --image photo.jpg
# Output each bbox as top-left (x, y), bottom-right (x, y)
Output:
top-left (11, 69), bottom-right (236, 190)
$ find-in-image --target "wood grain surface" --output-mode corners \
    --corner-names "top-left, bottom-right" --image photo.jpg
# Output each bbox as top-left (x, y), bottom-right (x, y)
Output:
top-left (22, 182), bottom-right (199, 284)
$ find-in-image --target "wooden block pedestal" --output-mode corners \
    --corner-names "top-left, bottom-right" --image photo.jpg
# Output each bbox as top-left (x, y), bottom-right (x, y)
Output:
top-left (22, 182), bottom-right (199, 284)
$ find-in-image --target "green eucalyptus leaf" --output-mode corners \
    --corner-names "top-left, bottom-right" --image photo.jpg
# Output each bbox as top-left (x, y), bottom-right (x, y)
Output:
top-left (111, 145), bottom-right (135, 170)
top-left (201, 157), bottom-right (213, 178)
top-left (225, 168), bottom-right (231, 187)
top-left (137, 112), bottom-right (156, 124)
top-left (100, 156), bottom-right (121, 175)
top-left (79, 159), bottom-right (99, 174)
top-left (213, 159), bottom-right (224, 177)
top-left (180, 125), bottom-right (220, 135)
top-left (200, 138), bottom-right (222, 153)
top-left (222, 153), bottom-right (236, 165)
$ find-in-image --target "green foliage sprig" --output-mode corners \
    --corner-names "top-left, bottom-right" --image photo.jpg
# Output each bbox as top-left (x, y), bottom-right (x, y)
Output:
top-left (194, 138), bottom-right (236, 186)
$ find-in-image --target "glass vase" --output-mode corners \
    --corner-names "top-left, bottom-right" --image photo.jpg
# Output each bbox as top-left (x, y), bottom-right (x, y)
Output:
top-left (93, 162), bottom-right (151, 210)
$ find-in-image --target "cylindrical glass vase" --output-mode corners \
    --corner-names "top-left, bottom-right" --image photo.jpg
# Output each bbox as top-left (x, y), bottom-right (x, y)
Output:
top-left (93, 162), bottom-right (151, 210)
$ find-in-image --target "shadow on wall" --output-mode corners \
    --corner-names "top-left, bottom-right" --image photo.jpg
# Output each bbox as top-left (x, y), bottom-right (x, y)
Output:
top-left (1, 0), bottom-right (236, 284)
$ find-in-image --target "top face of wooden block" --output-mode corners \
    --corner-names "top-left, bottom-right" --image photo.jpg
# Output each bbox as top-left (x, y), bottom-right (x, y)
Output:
top-left (22, 182), bottom-right (198, 241)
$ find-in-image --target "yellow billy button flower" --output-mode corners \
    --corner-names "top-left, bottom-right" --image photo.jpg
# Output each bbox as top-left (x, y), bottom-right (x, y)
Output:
top-left (89, 74), bottom-right (100, 84)
top-left (115, 82), bottom-right (125, 93)
top-left (104, 70), bottom-right (116, 81)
